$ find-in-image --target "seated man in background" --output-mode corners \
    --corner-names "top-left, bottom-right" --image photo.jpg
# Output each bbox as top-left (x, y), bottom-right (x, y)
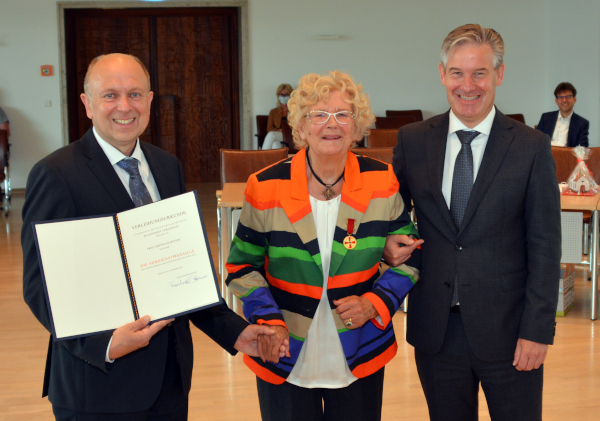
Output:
top-left (537, 82), bottom-right (589, 147)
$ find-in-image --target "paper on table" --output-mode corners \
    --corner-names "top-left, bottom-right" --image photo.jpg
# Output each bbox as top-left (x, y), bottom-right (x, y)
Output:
top-left (35, 217), bottom-right (135, 339)
top-left (116, 192), bottom-right (220, 321)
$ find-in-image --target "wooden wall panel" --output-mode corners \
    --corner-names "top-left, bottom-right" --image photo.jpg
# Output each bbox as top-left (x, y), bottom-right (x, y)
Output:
top-left (156, 12), bottom-right (239, 182)
top-left (65, 8), bottom-right (240, 182)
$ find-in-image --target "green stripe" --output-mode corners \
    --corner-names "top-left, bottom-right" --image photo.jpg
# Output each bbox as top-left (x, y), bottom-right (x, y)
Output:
top-left (388, 267), bottom-right (418, 284)
top-left (289, 332), bottom-right (306, 341)
top-left (231, 236), bottom-right (265, 256)
top-left (389, 223), bottom-right (419, 237)
top-left (268, 257), bottom-right (323, 286)
top-left (240, 286), bottom-right (260, 298)
top-left (268, 245), bottom-right (315, 262)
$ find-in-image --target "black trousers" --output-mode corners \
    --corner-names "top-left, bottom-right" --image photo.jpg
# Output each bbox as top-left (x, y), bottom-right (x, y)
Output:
top-left (256, 367), bottom-right (385, 421)
top-left (415, 312), bottom-right (544, 421)
top-left (53, 327), bottom-right (188, 421)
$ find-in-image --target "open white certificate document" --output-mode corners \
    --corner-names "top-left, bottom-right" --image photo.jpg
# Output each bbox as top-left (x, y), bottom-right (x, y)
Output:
top-left (33, 191), bottom-right (221, 341)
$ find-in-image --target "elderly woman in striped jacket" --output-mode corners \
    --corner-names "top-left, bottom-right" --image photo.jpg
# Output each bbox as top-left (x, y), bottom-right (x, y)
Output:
top-left (226, 71), bottom-right (421, 421)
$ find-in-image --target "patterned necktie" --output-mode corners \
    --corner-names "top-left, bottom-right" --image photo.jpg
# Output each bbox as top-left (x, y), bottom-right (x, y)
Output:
top-left (450, 130), bottom-right (480, 229)
top-left (450, 130), bottom-right (479, 307)
top-left (117, 158), bottom-right (153, 207)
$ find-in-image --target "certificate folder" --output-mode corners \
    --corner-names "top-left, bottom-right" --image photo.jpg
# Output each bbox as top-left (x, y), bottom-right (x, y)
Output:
top-left (33, 191), bottom-right (222, 341)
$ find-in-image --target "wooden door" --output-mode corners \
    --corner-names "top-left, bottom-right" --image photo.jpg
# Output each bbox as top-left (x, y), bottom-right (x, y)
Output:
top-left (65, 8), bottom-right (240, 182)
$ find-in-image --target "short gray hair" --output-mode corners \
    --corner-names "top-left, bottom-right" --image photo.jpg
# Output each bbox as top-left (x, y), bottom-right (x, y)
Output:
top-left (83, 53), bottom-right (151, 96)
top-left (441, 24), bottom-right (505, 71)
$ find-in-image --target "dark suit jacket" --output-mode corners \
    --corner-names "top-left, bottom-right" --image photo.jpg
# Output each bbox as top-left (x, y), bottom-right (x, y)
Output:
top-left (22, 129), bottom-right (248, 413)
top-left (393, 110), bottom-right (561, 362)
top-left (536, 110), bottom-right (589, 147)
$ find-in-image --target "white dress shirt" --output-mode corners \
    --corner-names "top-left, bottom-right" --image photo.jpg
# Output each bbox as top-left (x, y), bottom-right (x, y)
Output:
top-left (92, 127), bottom-right (162, 363)
top-left (441, 108), bottom-right (496, 209)
top-left (550, 111), bottom-right (572, 147)
top-left (287, 195), bottom-right (358, 388)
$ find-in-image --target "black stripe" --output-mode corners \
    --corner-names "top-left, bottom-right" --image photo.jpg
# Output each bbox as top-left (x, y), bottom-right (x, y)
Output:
top-left (268, 230), bottom-right (319, 256)
top-left (234, 222), bottom-right (267, 248)
top-left (269, 286), bottom-right (320, 318)
top-left (327, 271), bottom-right (380, 304)
top-left (225, 266), bottom-right (266, 286)
top-left (255, 158), bottom-right (292, 182)
top-left (348, 332), bottom-right (396, 371)
top-left (353, 154), bottom-right (389, 173)
top-left (371, 288), bottom-right (396, 317)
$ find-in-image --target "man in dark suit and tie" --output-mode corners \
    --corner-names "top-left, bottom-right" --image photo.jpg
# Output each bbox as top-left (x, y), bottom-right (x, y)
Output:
top-left (22, 53), bottom-right (278, 420)
top-left (536, 82), bottom-right (589, 147)
top-left (384, 24), bottom-right (561, 420)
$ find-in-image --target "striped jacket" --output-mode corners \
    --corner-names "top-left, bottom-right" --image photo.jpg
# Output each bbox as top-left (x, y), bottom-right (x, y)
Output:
top-left (226, 148), bottom-right (420, 384)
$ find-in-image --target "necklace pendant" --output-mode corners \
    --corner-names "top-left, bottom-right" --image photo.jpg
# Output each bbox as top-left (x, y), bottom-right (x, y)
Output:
top-left (322, 186), bottom-right (335, 200)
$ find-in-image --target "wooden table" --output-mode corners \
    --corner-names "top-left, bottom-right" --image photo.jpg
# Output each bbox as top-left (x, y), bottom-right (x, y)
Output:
top-left (561, 193), bottom-right (600, 320)
top-left (218, 183), bottom-right (247, 304)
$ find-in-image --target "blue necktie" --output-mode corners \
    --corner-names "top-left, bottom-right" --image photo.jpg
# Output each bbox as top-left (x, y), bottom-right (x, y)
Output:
top-left (450, 130), bottom-right (479, 307)
top-left (117, 158), bottom-right (153, 207)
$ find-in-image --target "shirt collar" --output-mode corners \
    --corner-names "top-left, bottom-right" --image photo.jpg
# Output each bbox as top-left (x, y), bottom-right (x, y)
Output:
top-left (92, 126), bottom-right (143, 166)
top-left (558, 111), bottom-right (573, 122)
top-left (448, 106), bottom-right (496, 136)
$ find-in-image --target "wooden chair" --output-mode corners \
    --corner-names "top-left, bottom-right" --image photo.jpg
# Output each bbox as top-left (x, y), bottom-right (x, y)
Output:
top-left (218, 147), bottom-right (289, 280)
top-left (351, 147), bottom-right (393, 164)
top-left (506, 114), bottom-right (526, 124)
top-left (220, 148), bottom-right (289, 189)
top-left (386, 109), bottom-right (424, 122)
top-left (255, 115), bottom-right (269, 149)
top-left (280, 120), bottom-right (300, 154)
top-left (367, 129), bottom-right (399, 148)
top-left (551, 146), bottom-right (600, 255)
top-left (375, 115), bottom-right (415, 130)
top-left (0, 130), bottom-right (9, 216)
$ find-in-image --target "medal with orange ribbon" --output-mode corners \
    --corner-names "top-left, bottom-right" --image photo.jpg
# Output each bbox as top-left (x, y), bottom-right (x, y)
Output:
top-left (343, 218), bottom-right (357, 250)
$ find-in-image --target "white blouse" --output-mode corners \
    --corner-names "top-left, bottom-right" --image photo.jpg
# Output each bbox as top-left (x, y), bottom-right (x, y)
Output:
top-left (286, 195), bottom-right (358, 388)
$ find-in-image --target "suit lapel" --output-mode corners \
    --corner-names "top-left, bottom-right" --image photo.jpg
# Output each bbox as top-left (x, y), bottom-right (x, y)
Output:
top-left (426, 112), bottom-right (458, 235)
top-left (80, 129), bottom-right (135, 211)
top-left (279, 149), bottom-right (321, 271)
top-left (459, 112), bottom-right (514, 235)
top-left (140, 142), bottom-right (170, 199)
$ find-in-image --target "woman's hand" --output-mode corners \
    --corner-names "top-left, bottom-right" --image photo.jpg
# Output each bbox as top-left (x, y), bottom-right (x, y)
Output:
top-left (257, 325), bottom-right (290, 363)
top-left (333, 296), bottom-right (378, 329)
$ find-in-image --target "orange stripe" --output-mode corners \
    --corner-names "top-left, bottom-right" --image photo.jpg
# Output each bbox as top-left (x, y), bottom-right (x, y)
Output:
top-left (362, 291), bottom-right (390, 328)
top-left (243, 354), bottom-right (286, 384)
top-left (256, 319), bottom-right (287, 328)
top-left (288, 203), bottom-right (312, 224)
top-left (341, 194), bottom-right (368, 213)
top-left (244, 194), bottom-right (282, 211)
top-left (225, 263), bottom-right (252, 274)
top-left (328, 262), bottom-right (379, 289)
top-left (371, 188), bottom-right (396, 200)
top-left (351, 340), bottom-right (398, 378)
top-left (266, 272), bottom-right (322, 300)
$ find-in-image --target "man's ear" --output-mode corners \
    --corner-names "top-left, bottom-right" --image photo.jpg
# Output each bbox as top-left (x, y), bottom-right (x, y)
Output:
top-left (80, 93), bottom-right (93, 120)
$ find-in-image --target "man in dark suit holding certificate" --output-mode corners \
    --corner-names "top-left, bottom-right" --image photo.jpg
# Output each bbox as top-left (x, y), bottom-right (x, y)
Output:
top-left (385, 25), bottom-right (561, 420)
top-left (22, 53), bottom-right (278, 420)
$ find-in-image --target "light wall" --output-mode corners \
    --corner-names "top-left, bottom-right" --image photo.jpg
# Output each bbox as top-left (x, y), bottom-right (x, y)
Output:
top-left (0, 0), bottom-right (598, 188)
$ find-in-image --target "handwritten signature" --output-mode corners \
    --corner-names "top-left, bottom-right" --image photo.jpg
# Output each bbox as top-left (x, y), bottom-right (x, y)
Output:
top-left (170, 275), bottom-right (205, 288)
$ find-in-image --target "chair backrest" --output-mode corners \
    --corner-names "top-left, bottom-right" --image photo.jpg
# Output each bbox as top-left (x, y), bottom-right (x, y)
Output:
top-left (0, 130), bottom-right (6, 181)
top-left (506, 114), bottom-right (526, 124)
top-left (386, 109), bottom-right (424, 122)
top-left (351, 147), bottom-right (394, 164)
top-left (551, 146), bottom-right (600, 184)
top-left (375, 115), bottom-right (416, 130)
top-left (255, 115), bottom-right (269, 149)
top-left (220, 148), bottom-right (289, 188)
top-left (280, 120), bottom-right (299, 154)
top-left (368, 129), bottom-right (399, 148)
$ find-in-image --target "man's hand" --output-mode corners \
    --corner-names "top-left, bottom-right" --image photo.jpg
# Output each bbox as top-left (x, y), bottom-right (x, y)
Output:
top-left (334, 296), bottom-right (378, 329)
top-left (513, 338), bottom-right (548, 371)
top-left (382, 234), bottom-right (424, 267)
top-left (109, 316), bottom-right (174, 360)
top-left (235, 324), bottom-right (290, 362)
